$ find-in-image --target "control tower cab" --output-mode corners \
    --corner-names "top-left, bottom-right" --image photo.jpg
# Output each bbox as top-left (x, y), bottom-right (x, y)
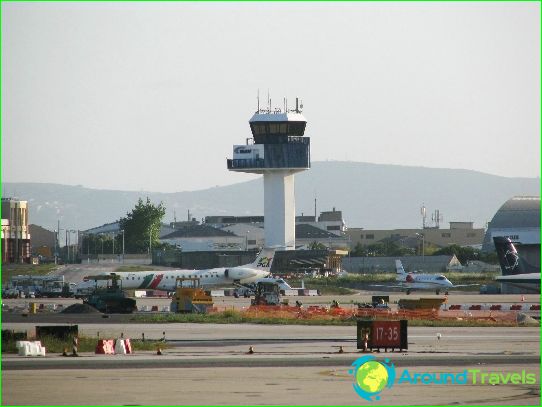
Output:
top-left (227, 98), bottom-right (310, 249)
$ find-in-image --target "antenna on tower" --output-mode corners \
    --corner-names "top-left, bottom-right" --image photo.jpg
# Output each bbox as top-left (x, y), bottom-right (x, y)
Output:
top-left (267, 89), bottom-right (270, 112)
top-left (174, 209), bottom-right (177, 223)
top-left (431, 209), bottom-right (443, 229)
top-left (420, 204), bottom-right (427, 229)
top-left (257, 89), bottom-right (260, 112)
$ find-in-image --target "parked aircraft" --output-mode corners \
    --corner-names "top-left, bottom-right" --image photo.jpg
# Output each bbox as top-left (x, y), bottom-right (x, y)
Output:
top-left (493, 236), bottom-right (540, 289)
top-left (373, 260), bottom-right (476, 295)
top-left (74, 248), bottom-right (274, 296)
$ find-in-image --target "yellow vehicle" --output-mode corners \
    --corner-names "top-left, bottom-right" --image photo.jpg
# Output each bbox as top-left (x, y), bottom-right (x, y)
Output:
top-left (170, 278), bottom-right (213, 313)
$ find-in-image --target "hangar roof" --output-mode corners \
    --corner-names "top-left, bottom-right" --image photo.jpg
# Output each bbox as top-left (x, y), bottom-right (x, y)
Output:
top-left (489, 196), bottom-right (540, 229)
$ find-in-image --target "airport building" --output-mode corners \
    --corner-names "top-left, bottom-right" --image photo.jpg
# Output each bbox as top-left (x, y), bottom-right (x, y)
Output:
top-left (28, 224), bottom-right (56, 260)
top-left (1, 198), bottom-right (31, 264)
top-left (342, 255), bottom-right (463, 274)
top-left (160, 224), bottom-right (245, 252)
top-left (346, 221), bottom-right (485, 251)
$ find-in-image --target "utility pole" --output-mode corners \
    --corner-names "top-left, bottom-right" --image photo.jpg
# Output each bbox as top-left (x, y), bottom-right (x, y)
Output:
top-left (54, 229), bottom-right (57, 265)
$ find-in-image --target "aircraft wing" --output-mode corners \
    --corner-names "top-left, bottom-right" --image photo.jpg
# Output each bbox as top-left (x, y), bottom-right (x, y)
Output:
top-left (369, 284), bottom-right (405, 288)
top-left (496, 274), bottom-right (541, 284)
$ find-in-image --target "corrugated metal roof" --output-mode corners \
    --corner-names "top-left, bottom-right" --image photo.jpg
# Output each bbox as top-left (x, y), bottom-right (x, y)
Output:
top-left (489, 196), bottom-right (540, 229)
top-left (161, 225), bottom-right (237, 239)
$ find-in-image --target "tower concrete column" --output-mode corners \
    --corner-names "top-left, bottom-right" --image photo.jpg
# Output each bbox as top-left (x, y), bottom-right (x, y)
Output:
top-left (264, 171), bottom-right (295, 248)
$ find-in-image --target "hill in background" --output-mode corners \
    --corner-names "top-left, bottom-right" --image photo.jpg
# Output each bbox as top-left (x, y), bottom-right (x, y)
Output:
top-left (3, 161), bottom-right (539, 231)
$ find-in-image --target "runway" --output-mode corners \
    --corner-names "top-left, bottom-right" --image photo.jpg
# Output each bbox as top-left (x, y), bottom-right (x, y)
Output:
top-left (2, 324), bottom-right (540, 405)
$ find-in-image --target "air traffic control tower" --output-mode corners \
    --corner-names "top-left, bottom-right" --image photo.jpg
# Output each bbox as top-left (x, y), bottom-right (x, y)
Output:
top-left (227, 99), bottom-right (310, 249)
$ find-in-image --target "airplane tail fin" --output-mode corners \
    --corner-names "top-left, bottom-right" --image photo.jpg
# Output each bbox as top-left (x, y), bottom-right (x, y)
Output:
top-left (395, 260), bottom-right (406, 275)
top-left (250, 247), bottom-right (276, 272)
top-left (493, 236), bottom-right (522, 275)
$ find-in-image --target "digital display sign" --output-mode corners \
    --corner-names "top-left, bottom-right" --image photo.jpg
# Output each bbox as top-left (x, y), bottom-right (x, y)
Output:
top-left (357, 320), bottom-right (408, 351)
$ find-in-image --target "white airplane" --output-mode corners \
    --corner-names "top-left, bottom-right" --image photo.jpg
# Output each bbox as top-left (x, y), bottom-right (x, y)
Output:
top-left (373, 260), bottom-right (475, 295)
top-left (75, 248), bottom-right (274, 295)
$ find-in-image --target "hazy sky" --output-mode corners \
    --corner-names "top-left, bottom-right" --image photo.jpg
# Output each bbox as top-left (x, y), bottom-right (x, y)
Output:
top-left (2, 2), bottom-right (540, 192)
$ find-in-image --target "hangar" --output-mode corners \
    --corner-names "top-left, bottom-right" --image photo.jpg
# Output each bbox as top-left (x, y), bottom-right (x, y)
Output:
top-left (482, 196), bottom-right (540, 293)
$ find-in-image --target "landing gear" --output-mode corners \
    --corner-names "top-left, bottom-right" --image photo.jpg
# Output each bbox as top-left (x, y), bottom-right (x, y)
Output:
top-left (406, 289), bottom-right (411, 295)
top-left (445, 291), bottom-right (449, 296)
top-left (436, 289), bottom-right (440, 295)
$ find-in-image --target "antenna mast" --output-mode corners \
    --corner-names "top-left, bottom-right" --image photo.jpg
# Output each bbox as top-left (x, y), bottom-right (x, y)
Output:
top-left (420, 204), bottom-right (427, 229)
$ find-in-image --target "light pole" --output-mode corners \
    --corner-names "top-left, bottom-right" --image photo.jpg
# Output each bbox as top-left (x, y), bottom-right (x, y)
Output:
top-left (416, 233), bottom-right (425, 263)
top-left (121, 229), bottom-right (125, 263)
top-left (86, 233), bottom-right (90, 263)
top-left (68, 230), bottom-right (77, 263)
top-left (53, 229), bottom-right (57, 265)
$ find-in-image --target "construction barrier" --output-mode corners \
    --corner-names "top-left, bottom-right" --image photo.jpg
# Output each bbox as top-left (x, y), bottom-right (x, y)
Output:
top-left (16, 341), bottom-right (46, 357)
top-left (95, 339), bottom-right (115, 354)
top-left (124, 339), bottom-right (132, 354)
top-left (114, 339), bottom-right (127, 354)
top-left (232, 304), bottom-right (524, 325)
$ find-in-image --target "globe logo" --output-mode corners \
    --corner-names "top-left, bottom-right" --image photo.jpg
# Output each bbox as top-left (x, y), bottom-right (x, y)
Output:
top-left (349, 355), bottom-right (396, 401)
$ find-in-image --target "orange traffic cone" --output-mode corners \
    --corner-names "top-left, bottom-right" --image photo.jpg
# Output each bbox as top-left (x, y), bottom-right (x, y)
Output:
top-left (156, 347), bottom-right (162, 355)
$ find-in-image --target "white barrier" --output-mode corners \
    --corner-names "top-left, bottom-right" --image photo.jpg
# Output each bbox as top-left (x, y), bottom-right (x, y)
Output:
top-left (161, 306), bottom-right (170, 312)
top-left (114, 339), bottom-right (127, 354)
top-left (16, 341), bottom-right (46, 357)
top-left (210, 290), bottom-right (225, 297)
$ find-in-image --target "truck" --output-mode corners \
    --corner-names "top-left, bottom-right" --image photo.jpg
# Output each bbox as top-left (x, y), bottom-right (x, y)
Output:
top-left (170, 278), bottom-right (213, 313)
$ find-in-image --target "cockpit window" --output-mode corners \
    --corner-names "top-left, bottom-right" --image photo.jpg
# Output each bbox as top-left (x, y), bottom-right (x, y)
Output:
top-left (437, 276), bottom-right (446, 280)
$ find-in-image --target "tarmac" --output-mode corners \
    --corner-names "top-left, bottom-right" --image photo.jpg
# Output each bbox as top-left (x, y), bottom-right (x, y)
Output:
top-left (2, 324), bottom-right (540, 405)
top-left (2, 288), bottom-right (540, 405)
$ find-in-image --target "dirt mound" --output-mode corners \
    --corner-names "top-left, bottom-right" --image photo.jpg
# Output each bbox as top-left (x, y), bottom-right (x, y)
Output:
top-left (61, 303), bottom-right (101, 314)
top-left (517, 312), bottom-right (540, 326)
